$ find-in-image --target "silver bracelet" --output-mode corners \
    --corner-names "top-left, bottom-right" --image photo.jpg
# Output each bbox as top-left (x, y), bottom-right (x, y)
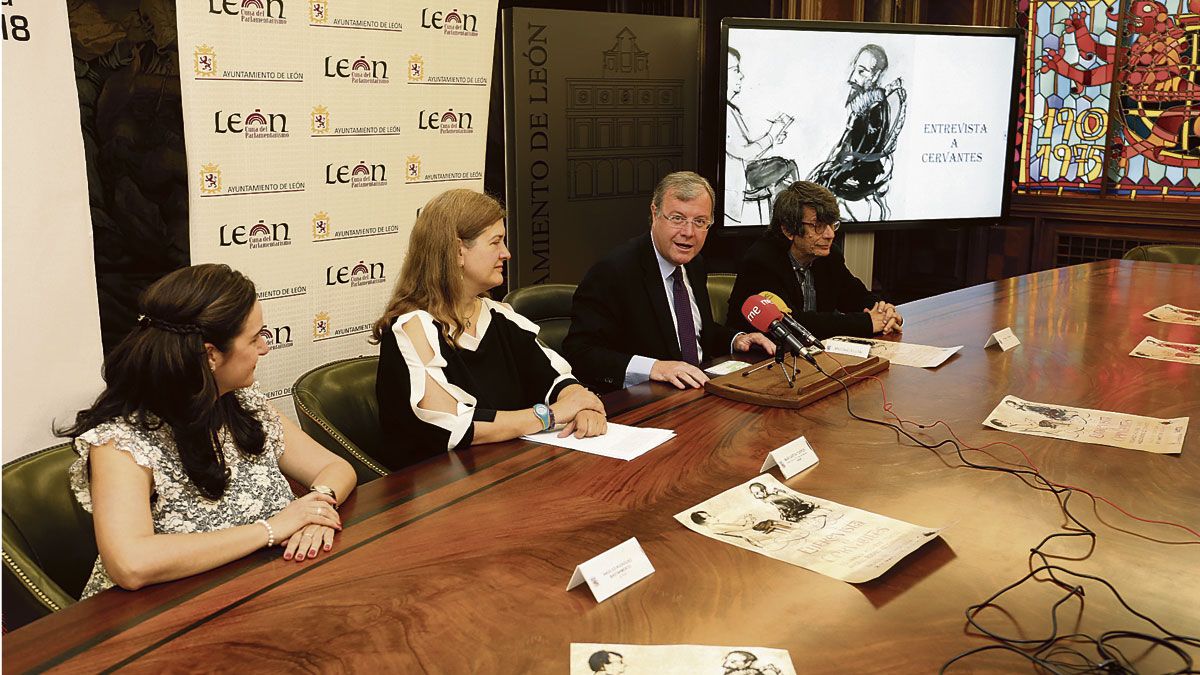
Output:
top-left (255, 518), bottom-right (275, 548)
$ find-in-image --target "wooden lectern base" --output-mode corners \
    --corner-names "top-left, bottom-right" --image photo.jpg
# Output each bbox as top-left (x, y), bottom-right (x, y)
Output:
top-left (705, 351), bottom-right (889, 409)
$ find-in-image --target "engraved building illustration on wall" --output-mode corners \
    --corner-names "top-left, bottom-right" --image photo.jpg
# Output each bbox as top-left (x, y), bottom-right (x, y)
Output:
top-left (566, 28), bottom-right (685, 200)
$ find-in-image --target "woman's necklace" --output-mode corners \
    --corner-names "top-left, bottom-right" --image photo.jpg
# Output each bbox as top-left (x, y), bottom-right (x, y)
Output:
top-left (463, 298), bottom-right (479, 329)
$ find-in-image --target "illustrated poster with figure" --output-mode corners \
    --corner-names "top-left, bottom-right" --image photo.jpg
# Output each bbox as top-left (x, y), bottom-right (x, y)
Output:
top-left (1130, 336), bottom-right (1200, 365)
top-left (675, 475), bottom-right (940, 583)
top-left (984, 395), bottom-right (1189, 454)
top-left (1144, 304), bottom-right (1200, 325)
top-left (571, 643), bottom-right (796, 675)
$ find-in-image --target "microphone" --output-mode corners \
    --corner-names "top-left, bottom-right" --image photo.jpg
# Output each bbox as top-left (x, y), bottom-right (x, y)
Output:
top-left (759, 291), bottom-right (823, 351)
top-left (741, 295), bottom-right (816, 365)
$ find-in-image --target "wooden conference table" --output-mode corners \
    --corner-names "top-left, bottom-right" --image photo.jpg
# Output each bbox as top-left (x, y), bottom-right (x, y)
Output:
top-left (6, 260), bottom-right (1200, 673)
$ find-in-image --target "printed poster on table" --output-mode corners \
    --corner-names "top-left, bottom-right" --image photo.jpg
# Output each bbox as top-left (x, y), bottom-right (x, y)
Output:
top-left (176, 1), bottom-right (497, 416)
top-left (1144, 304), bottom-right (1200, 326)
top-left (675, 475), bottom-right (941, 583)
top-left (571, 643), bottom-right (796, 675)
top-left (984, 395), bottom-right (1189, 455)
top-left (1129, 336), bottom-right (1200, 366)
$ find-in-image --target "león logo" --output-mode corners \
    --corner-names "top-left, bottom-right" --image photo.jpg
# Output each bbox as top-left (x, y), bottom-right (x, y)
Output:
top-left (200, 163), bottom-right (222, 194)
top-left (418, 108), bottom-right (473, 134)
top-left (313, 211), bottom-right (331, 239)
top-left (324, 55), bottom-right (388, 84)
top-left (326, 260), bottom-right (386, 287)
top-left (208, 0), bottom-right (287, 24)
top-left (420, 7), bottom-right (478, 36)
top-left (311, 105), bottom-right (331, 134)
top-left (325, 161), bottom-right (387, 188)
top-left (408, 54), bottom-right (425, 81)
top-left (220, 219), bottom-right (292, 249)
top-left (194, 45), bottom-right (217, 77)
top-left (258, 325), bottom-right (294, 350)
top-left (406, 155), bottom-right (421, 181)
top-left (214, 108), bottom-right (289, 139)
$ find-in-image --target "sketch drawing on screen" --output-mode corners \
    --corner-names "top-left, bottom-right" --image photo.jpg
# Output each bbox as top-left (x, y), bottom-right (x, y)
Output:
top-left (808, 44), bottom-right (908, 222)
top-left (725, 46), bottom-right (798, 225)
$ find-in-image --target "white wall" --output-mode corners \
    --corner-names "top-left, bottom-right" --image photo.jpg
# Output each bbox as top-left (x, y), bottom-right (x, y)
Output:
top-left (2, 0), bottom-right (105, 461)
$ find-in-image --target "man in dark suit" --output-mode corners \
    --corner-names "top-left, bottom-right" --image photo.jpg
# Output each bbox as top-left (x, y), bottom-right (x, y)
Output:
top-left (564, 172), bottom-right (775, 393)
top-left (726, 180), bottom-right (903, 339)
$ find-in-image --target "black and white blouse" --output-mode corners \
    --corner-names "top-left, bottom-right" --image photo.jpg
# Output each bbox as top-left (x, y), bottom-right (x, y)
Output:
top-left (376, 298), bottom-right (578, 467)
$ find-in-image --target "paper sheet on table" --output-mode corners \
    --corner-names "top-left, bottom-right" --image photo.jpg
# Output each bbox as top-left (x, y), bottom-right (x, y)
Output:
top-left (675, 475), bottom-right (941, 583)
top-left (570, 643), bottom-right (796, 675)
top-left (705, 360), bottom-right (752, 376)
top-left (1130, 336), bottom-right (1200, 366)
top-left (983, 395), bottom-right (1189, 455)
top-left (1144, 304), bottom-right (1200, 326)
top-left (523, 423), bottom-right (674, 460)
top-left (824, 336), bottom-right (962, 368)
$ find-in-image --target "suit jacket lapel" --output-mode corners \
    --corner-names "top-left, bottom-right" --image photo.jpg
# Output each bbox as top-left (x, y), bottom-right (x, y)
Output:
top-left (640, 234), bottom-right (682, 360)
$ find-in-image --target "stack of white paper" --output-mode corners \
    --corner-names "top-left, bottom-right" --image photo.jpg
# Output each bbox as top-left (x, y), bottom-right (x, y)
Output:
top-left (523, 423), bottom-right (675, 461)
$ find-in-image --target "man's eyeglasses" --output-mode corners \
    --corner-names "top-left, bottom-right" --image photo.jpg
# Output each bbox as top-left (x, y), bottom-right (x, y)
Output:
top-left (801, 220), bottom-right (840, 233)
top-left (658, 210), bottom-right (714, 231)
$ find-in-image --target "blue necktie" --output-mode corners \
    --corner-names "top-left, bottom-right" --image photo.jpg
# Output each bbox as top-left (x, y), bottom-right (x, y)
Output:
top-left (671, 267), bottom-right (700, 365)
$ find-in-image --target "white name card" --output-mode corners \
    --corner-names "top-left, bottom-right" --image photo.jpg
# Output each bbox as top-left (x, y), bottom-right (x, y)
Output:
top-left (760, 436), bottom-right (820, 478)
top-left (821, 339), bottom-right (871, 358)
top-left (985, 327), bottom-right (1021, 352)
top-left (566, 537), bottom-right (654, 602)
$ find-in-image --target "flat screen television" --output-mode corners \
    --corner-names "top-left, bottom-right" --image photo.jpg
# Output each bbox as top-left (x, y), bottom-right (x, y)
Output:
top-left (720, 19), bottom-right (1020, 231)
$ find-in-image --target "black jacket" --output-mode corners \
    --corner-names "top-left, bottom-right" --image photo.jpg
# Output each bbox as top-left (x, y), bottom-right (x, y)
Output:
top-left (563, 232), bottom-right (735, 392)
top-left (726, 233), bottom-right (880, 339)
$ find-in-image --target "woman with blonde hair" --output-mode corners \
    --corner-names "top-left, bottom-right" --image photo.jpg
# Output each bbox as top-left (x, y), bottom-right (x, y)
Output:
top-left (373, 189), bottom-right (606, 467)
top-left (59, 264), bottom-right (357, 597)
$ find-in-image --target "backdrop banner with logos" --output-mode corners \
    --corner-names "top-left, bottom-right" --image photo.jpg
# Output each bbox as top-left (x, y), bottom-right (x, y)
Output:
top-left (2, 0), bottom-right (106, 461)
top-left (176, 0), bottom-right (497, 415)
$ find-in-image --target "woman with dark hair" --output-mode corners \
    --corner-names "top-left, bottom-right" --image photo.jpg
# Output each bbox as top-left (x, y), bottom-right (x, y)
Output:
top-left (372, 189), bottom-right (607, 468)
top-left (59, 264), bottom-right (356, 597)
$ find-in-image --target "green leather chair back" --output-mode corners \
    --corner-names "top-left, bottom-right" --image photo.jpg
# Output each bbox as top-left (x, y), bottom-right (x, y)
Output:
top-left (1123, 244), bottom-right (1200, 265)
top-left (3, 442), bottom-right (96, 629)
top-left (707, 273), bottom-right (738, 326)
top-left (502, 283), bottom-right (577, 354)
top-left (292, 356), bottom-right (389, 485)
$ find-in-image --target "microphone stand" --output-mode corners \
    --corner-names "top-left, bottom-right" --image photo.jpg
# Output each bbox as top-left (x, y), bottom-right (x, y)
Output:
top-left (741, 342), bottom-right (800, 387)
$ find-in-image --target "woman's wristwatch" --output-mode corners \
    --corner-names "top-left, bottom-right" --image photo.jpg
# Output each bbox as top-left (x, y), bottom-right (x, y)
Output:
top-left (310, 484), bottom-right (338, 504)
top-left (533, 403), bottom-right (555, 431)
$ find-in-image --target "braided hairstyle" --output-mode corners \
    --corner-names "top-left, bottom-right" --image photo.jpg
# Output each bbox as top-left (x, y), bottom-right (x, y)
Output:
top-left (59, 264), bottom-right (266, 499)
